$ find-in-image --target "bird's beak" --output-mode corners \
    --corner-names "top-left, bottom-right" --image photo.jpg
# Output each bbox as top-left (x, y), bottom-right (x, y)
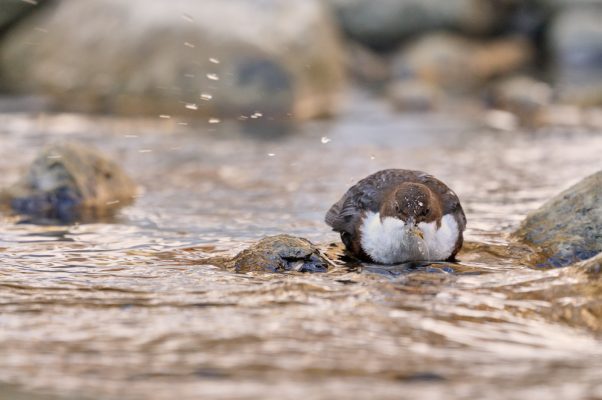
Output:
top-left (406, 217), bottom-right (424, 239)
top-left (411, 226), bottom-right (424, 240)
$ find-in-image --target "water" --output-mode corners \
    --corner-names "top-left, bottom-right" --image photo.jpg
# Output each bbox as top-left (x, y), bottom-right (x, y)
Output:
top-left (1, 93), bottom-right (602, 399)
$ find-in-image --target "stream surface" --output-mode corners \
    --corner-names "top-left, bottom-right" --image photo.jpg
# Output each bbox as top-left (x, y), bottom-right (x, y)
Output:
top-left (1, 93), bottom-right (602, 400)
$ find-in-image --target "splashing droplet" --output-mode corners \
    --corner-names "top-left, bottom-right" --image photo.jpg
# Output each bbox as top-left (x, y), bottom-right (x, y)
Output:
top-left (185, 103), bottom-right (198, 110)
top-left (200, 93), bottom-right (213, 101)
top-left (321, 136), bottom-right (331, 144)
top-left (181, 13), bottom-right (194, 22)
top-left (209, 58), bottom-right (220, 64)
top-left (267, 153), bottom-right (276, 157)
top-left (184, 42), bottom-right (195, 48)
top-left (209, 118), bottom-right (221, 124)
top-left (206, 73), bottom-right (219, 81)
top-left (159, 114), bottom-right (171, 119)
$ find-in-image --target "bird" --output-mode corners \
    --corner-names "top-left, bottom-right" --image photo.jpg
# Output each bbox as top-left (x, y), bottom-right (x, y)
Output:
top-left (325, 169), bottom-right (466, 264)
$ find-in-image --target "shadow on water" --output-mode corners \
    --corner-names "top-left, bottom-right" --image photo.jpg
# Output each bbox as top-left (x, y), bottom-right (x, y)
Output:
top-left (1, 94), bottom-right (602, 399)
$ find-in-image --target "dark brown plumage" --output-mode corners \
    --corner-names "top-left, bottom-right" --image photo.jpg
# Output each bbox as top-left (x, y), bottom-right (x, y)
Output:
top-left (325, 169), bottom-right (466, 263)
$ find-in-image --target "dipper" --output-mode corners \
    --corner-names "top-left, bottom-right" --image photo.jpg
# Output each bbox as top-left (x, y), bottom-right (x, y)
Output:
top-left (325, 169), bottom-right (466, 264)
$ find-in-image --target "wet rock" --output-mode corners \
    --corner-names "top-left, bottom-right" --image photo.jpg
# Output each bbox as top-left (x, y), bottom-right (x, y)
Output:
top-left (391, 33), bottom-right (533, 94)
top-left (514, 170), bottom-right (602, 267)
top-left (1, 142), bottom-right (136, 223)
top-left (326, 0), bottom-right (508, 49)
top-left (0, 0), bottom-right (345, 120)
top-left (486, 75), bottom-right (553, 127)
top-left (549, 6), bottom-right (602, 105)
top-left (388, 80), bottom-right (439, 112)
top-left (219, 235), bottom-right (330, 273)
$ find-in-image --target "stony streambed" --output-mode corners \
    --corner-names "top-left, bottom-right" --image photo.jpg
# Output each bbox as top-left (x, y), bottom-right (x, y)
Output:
top-left (1, 94), bottom-right (602, 400)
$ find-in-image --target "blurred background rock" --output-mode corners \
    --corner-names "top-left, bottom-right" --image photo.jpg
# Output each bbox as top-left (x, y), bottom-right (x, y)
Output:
top-left (0, 0), bottom-right (601, 127)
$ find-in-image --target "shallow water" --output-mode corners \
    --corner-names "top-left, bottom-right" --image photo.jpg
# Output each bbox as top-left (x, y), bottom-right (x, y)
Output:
top-left (1, 93), bottom-right (602, 400)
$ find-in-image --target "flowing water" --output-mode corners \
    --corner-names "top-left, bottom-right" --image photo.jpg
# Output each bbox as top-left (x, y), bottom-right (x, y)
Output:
top-left (1, 93), bottom-right (602, 399)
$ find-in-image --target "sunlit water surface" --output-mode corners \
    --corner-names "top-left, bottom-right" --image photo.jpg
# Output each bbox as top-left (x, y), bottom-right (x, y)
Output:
top-left (1, 94), bottom-right (602, 399)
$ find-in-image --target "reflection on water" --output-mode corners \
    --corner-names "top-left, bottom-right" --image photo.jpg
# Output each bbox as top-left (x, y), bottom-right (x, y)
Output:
top-left (1, 93), bottom-right (602, 399)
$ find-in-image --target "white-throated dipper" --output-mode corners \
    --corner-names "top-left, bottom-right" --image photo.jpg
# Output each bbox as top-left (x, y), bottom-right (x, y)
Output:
top-left (325, 169), bottom-right (466, 264)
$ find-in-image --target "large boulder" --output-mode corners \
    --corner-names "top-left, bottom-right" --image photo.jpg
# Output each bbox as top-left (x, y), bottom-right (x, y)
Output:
top-left (513, 170), bottom-right (602, 267)
top-left (0, 0), bottom-right (345, 120)
top-left (0, 142), bottom-right (136, 223)
top-left (548, 6), bottom-right (602, 105)
top-left (211, 235), bottom-right (330, 273)
top-left (325, 0), bottom-right (513, 50)
top-left (390, 33), bottom-right (533, 94)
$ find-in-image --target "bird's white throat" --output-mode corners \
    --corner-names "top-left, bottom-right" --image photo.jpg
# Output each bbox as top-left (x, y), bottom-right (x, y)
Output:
top-left (359, 211), bottom-right (459, 264)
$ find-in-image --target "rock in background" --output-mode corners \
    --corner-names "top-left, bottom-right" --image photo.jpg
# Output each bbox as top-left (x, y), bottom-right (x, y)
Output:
top-left (0, 0), bottom-right (345, 120)
top-left (325, 0), bottom-right (510, 50)
top-left (548, 5), bottom-right (602, 106)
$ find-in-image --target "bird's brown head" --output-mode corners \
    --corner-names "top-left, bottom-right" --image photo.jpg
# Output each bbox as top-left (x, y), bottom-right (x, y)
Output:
top-left (380, 182), bottom-right (442, 225)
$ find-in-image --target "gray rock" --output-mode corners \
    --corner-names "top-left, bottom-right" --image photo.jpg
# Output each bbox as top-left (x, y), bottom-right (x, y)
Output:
top-left (514, 170), bottom-right (602, 267)
top-left (326, 0), bottom-right (507, 49)
top-left (1, 142), bottom-right (136, 223)
top-left (0, 0), bottom-right (345, 120)
top-left (549, 6), bottom-right (602, 105)
top-left (391, 33), bottom-right (533, 94)
top-left (214, 235), bottom-right (330, 273)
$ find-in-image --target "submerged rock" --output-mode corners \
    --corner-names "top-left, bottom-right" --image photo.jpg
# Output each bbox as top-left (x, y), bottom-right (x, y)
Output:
top-left (216, 235), bottom-right (330, 273)
top-left (1, 142), bottom-right (136, 223)
top-left (0, 0), bottom-right (344, 120)
top-left (391, 33), bottom-right (533, 94)
top-left (513, 170), bottom-right (602, 267)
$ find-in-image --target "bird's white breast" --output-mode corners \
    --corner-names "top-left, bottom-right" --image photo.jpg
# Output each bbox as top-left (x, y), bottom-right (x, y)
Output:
top-left (359, 212), bottom-right (459, 264)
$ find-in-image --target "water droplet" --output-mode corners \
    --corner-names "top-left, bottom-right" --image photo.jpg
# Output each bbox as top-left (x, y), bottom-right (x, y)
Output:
top-left (181, 13), bottom-right (194, 22)
top-left (267, 153), bottom-right (276, 157)
top-left (209, 118), bottom-right (221, 124)
top-left (139, 149), bottom-right (152, 153)
top-left (159, 114), bottom-right (171, 119)
top-left (206, 73), bottom-right (219, 81)
top-left (370, 155), bottom-right (376, 160)
top-left (200, 93), bottom-right (213, 101)
top-left (321, 136), bottom-right (331, 144)
top-left (209, 58), bottom-right (220, 64)
top-left (185, 103), bottom-right (198, 110)
top-left (184, 42), bottom-right (195, 48)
